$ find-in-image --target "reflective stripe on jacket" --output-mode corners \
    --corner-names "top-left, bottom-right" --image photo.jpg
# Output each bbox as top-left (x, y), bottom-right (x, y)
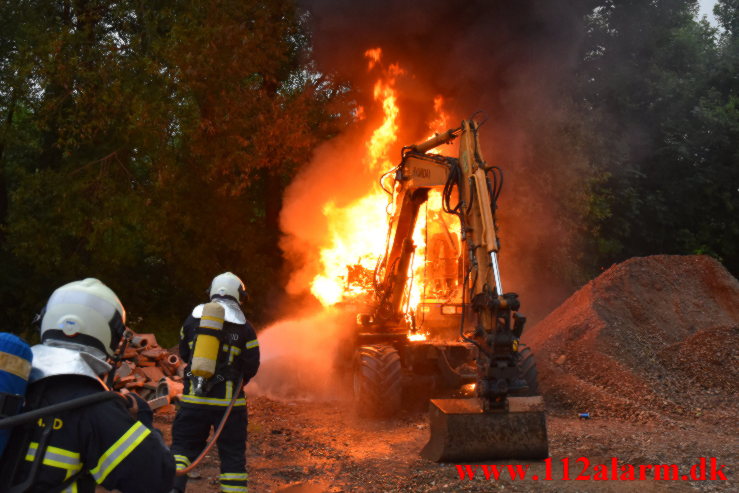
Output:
top-left (16, 375), bottom-right (175, 493)
top-left (179, 310), bottom-right (260, 409)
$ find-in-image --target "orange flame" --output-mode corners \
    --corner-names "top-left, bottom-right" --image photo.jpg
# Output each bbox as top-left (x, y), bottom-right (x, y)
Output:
top-left (426, 96), bottom-right (451, 155)
top-left (367, 79), bottom-right (399, 173)
top-left (310, 194), bottom-right (390, 306)
top-left (309, 49), bottom-right (461, 335)
top-left (365, 47), bottom-right (382, 70)
top-left (354, 105), bottom-right (366, 121)
top-left (310, 47), bottom-right (401, 305)
top-left (429, 95), bottom-right (449, 132)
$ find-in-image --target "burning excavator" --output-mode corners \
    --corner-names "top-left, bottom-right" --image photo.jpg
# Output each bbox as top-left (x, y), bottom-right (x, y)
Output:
top-left (335, 116), bottom-right (549, 462)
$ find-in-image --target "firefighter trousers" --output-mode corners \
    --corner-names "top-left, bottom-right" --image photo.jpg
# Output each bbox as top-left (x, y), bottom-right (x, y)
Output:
top-left (171, 405), bottom-right (248, 492)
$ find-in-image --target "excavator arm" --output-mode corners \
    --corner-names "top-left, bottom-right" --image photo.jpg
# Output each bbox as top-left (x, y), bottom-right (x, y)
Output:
top-left (454, 120), bottom-right (527, 411)
top-left (403, 119), bottom-right (549, 462)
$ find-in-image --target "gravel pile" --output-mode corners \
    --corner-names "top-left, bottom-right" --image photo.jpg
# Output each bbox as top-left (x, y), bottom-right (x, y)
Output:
top-left (525, 255), bottom-right (739, 422)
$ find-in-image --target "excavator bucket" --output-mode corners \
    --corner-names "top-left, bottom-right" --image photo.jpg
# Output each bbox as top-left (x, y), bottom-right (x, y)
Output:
top-left (421, 396), bottom-right (549, 462)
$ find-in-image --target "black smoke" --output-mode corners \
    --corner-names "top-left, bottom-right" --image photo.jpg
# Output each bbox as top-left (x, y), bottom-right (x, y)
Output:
top-left (295, 0), bottom-right (597, 320)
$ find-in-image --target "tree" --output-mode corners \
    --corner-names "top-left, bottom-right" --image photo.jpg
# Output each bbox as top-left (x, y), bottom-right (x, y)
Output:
top-left (0, 0), bottom-right (350, 341)
top-left (578, 0), bottom-right (738, 275)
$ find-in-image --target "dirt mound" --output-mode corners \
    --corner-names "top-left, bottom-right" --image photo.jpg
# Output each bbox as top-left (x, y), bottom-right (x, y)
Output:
top-left (525, 255), bottom-right (739, 422)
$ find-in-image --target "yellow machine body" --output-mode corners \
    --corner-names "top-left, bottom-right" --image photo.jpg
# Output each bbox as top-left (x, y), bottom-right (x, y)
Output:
top-left (191, 302), bottom-right (224, 378)
top-left (372, 120), bottom-right (549, 460)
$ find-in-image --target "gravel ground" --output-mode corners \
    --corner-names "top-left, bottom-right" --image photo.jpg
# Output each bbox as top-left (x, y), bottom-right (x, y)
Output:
top-left (150, 395), bottom-right (736, 493)
top-left (98, 255), bottom-right (738, 492)
top-left (147, 255), bottom-right (738, 492)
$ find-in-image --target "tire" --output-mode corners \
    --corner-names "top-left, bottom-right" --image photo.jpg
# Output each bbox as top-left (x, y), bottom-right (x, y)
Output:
top-left (353, 344), bottom-right (402, 418)
top-left (513, 346), bottom-right (540, 396)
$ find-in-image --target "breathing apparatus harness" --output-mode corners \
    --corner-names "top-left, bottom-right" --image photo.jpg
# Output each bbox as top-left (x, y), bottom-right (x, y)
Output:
top-left (186, 300), bottom-right (239, 396)
top-left (177, 299), bottom-right (245, 476)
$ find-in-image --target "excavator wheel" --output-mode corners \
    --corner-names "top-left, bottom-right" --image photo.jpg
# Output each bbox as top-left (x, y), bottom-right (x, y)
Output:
top-left (353, 344), bottom-right (402, 418)
top-left (512, 346), bottom-right (539, 396)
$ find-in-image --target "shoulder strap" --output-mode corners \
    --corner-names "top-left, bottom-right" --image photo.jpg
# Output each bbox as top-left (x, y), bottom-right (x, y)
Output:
top-left (195, 327), bottom-right (223, 339)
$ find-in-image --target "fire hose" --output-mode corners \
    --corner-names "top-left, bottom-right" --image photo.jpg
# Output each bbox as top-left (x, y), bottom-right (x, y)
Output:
top-left (175, 376), bottom-right (244, 476)
top-left (0, 379), bottom-right (244, 477)
top-left (0, 392), bottom-right (119, 429)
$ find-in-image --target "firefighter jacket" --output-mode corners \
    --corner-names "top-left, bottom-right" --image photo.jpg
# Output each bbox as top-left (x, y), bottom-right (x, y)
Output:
top-left (15, 374), bottom-right (175, 493)
top-left (179, 299), bottom-right (260, 408)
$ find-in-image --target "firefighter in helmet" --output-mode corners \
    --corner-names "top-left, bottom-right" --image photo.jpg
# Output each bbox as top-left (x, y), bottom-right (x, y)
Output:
top-left (4, 278), bottom-right (175, 492)
top-left (170, 272), bottom-right (260, 493)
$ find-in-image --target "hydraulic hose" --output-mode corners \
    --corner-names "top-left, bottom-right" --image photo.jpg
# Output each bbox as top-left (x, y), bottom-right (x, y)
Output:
top-left (175, 376), bottom-right (244, 476)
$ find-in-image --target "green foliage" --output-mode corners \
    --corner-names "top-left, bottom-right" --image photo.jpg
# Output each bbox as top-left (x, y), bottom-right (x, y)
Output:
top-left (577, 0), bottom-right (739, 276)
top-left (0, 0), bottom-right (350, 337)
top-left (1, 0), bottom-right (736, 340)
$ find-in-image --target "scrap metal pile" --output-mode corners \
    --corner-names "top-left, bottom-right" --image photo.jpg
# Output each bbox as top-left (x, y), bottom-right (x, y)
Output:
top-left (111, 332), bottom-right (185, 413)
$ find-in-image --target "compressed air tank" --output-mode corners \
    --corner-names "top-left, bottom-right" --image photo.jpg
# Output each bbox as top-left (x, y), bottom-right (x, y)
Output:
top-left (0, 333), bottom-right (32, 456)
top-left (190, 302), bottom-right (225, 379)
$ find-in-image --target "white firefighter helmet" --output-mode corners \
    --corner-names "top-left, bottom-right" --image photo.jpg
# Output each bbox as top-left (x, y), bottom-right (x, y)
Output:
top-left (209, 272), bottom-right (246, 303)
top-left (40, 278), bottom-right (126, 358)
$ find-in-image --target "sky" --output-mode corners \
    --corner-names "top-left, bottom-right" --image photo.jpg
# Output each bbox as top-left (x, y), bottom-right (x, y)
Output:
top-left (698, 0), bottom-right (719, 26)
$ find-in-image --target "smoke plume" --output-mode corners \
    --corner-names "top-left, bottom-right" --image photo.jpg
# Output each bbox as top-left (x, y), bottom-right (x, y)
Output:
top-left (253, 0), bottom-right (593, 399)
top-left (248, 308), bottom-right (350, 401)
top-left (299, 0), bottom-right (592, 317)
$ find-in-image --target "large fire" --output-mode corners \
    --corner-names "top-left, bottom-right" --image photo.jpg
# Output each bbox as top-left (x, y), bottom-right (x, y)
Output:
top-left (309, 48), bottom-right (459, 334)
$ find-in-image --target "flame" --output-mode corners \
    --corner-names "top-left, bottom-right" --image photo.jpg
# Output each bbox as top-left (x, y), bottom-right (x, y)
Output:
top-left (354, 105), bottom-right (366, 121)
top-left (426, 96), bottom-right (450, 156)
top-left (365, 47), bottom-right (382, 70)
top-left (367, 79), bottom-right (399, 173)
top-left (407, 332), bottom-right (428, 342)
top-left (367, 61), bottom-right (403, 174)
top-left (429, 96), bottom-right (449, 133)
top-left (309, 194), bottom-right (389, 306)
top-left (309, 48), bottom-right (461, 339)
top-left (405, 97), bottom-right (458, 307)
top-left (309, 48), bottom-right (401, 305)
